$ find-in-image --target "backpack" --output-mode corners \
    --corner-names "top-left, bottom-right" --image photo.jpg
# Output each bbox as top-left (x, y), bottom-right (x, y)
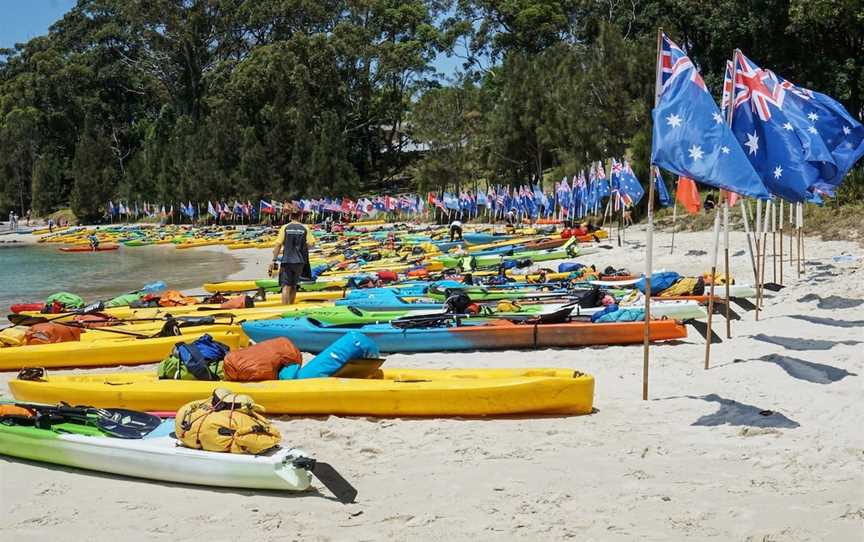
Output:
top-left (157, 355), bottom-right (224, 381)
top-left (171, 334), bottom-right (231, 381)
top-left (444, 292), bottom-right (473, 314)
top-left (175, 390), bottom-right (281, 454)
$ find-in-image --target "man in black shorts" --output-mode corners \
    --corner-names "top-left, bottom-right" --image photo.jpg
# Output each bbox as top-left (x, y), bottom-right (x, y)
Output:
top-left (271, 214), bottom-right (315, 304)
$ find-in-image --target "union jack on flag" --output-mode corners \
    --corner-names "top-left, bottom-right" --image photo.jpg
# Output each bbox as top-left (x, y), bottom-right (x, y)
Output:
top-left (733, 50), bottom-right (786, 122)
top-left (659, 33), bottom-right (706, 91)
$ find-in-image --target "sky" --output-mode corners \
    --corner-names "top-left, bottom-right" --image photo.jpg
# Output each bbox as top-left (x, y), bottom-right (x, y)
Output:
top-left (0, 0), bottom-right (467, 78)
top-left (0, 0), bottom-right (77, 50)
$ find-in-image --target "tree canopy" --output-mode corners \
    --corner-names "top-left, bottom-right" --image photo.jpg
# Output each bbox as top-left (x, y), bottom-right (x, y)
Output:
top-left (1, 0), bottom-right (861, 220)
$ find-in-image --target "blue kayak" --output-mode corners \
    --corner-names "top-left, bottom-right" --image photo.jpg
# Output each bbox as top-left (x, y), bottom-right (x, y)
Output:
top-left (242, 316), bottom-right (688, 354)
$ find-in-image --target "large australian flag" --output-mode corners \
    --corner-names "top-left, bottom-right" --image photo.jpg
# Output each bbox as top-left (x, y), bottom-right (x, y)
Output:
top-left (652, 34), bottom-right (770, 199)
top-left (731, 50), bottom-right (864, 201)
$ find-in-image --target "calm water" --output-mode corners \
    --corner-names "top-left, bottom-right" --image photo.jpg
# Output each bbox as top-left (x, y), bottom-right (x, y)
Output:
top-left (0, 244), bottom-right (242, 310)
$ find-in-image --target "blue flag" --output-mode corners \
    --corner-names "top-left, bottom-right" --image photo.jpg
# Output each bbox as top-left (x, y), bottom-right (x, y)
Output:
top-left (732, 50), bottom-right (864, 201)
top-left (655, 169), bottom-right (672, 207)
top-left (620, 161), bottom-right (645, 206)
top-left (651, 34), bottom-right (770, 199)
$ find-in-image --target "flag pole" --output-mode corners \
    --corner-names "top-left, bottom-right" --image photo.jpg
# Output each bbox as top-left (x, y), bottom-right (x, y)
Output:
top-left (771, 199), bottom-right (777, 284)
top-left (643, 28), bottom-right (663, 400)
top-left (669, 184), bottom-right (678, 255)
top-left (704, 199), bottom-right (722, 369)
top-left (754, 199), bottom-right (763, 320)
top-left (759, 200), bottom-right (771, 312)
top-left (723, 194), bottom-right (732, 338)
top-left (778, 199), bottom-right (784, 285)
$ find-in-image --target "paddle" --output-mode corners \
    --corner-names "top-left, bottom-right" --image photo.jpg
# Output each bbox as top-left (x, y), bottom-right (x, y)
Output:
top-left (7, 301), bottom-right (105, 326)
top-left (14, 402), bottom-right (163, 439)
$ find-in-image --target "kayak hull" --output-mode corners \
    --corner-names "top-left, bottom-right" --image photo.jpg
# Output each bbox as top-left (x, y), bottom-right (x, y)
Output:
top-left (242, 317), bottom-right (687, 353)
top-left (0, 423), bottom-right (311, 491)
top-left (0, 329), bottom-right (249, 371)
top-left (9, 368), bottom-right (595, 416)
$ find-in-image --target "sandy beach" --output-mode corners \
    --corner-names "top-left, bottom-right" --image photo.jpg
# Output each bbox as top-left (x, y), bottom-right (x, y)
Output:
top-left (1, 227), bottom-right (862, 541)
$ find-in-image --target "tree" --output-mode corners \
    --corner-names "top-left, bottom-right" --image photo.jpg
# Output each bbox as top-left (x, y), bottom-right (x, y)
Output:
top-left (70, 122), bottom-right (116, 221)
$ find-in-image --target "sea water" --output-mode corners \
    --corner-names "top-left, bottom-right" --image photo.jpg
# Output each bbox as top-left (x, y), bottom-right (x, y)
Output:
top-left (0, 244), bottom-right (242, 310)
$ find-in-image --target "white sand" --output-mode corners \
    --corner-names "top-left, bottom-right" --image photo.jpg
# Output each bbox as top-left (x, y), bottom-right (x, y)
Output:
top-left (1, 227), bottom-right (863, 541)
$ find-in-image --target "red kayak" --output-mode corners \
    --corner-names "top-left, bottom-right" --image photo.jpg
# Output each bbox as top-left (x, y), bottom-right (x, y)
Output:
top-left (59, 244), bottom-right (119, 253)
top-left (10, 303), bottom-right (44, 314)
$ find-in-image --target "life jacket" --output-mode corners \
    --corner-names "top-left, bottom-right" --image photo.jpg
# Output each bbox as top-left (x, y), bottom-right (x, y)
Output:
top-left (171, 334), bottom-right (231, 381)
top-left (175, 390), bottom-right (281, 454)
top-left (25, 323), bottom-right (82, 345)
top-left (0, 326), bottom-right (28, 348)
top-left (219, 295), bottom-right (254, 309)
top-left (159, 290), bottom-right (197, 307)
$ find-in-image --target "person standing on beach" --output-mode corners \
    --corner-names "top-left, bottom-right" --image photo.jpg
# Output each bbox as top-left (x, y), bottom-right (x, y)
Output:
top-left (271, 213), bottom-right (315, 305)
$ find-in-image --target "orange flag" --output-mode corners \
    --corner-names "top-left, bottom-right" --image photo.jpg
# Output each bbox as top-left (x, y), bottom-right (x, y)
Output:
top-left (676, 177), bottom-right (701, 215)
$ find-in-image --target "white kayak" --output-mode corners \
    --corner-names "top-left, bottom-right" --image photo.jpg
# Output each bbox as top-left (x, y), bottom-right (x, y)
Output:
top-left (0, 420), bottom-right (313, 492)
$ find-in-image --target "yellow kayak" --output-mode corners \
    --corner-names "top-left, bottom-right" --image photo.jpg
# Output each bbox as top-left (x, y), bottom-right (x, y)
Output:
top-left (0, 329), bottom-right (249, 371)
top-left (9, 368), bottom-right (595, 416)
top-left (16, 301), bottom-right (332, 323)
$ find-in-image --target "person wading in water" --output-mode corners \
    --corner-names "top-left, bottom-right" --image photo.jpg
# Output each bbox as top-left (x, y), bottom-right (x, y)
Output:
top-left (271, 213), bottom-right (316, 305)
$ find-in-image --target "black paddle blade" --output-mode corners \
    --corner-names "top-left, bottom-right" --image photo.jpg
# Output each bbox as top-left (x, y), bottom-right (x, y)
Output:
top-left (731, 297), bottom-right (757, 311)
top-left (687, 320), bottom-right (723, 344)
top-left (95, 408), bottom-right (163, 439)
top-left (312, 461), bottom-right (358, 504)
top-left (7, 313), bottom-right (45, 326)
top-left (762, 282), bottom-right (785, 292)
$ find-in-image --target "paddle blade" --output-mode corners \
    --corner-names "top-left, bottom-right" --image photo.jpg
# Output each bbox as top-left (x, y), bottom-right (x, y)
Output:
top-left (312, 461), bottom-right (358, 504)
top-left (95, 408), bottom-right (163, 439)
top-left (7, 313), bottom-right (46, 326)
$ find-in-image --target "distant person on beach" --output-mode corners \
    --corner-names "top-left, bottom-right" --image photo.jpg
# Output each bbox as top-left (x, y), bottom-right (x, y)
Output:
top-left (25, 209), bottom-right (31, 225)
top-left (47, 218), bottom-right (54, 233)
top-left (88, 230), bottom-right (100, 251)
top-left (704, 193), bottom-right (716, 211)
top-left (271, 214), bottom-right (315, 305)
top-left (505, 210), bottom-right (517, 233)
top-left (7, 212), bottom-right (12, 231)
top-left (449, 219), bottom-right (463, 242)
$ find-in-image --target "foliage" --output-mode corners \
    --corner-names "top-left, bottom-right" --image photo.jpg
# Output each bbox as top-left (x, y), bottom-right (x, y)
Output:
top-left (0, 0), bottom-right (861, 217)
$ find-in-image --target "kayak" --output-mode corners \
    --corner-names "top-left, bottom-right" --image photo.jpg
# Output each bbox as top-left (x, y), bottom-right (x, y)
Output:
top-left (9, 368), bottom-right (595, 416)
top-left (242, 317), bottom-right (688, 353)
top-left (0, 328), bottom-right (249, 371)
top-left (59, 244), bottom-right (120, 252)
top-left (0, 419), bottom-right (312, 491)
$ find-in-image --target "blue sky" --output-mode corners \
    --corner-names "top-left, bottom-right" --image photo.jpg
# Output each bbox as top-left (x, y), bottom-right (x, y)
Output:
top-left (0, 0), bottom-right (77, 50)
top-left (0, 1), bottom-right (467, 77)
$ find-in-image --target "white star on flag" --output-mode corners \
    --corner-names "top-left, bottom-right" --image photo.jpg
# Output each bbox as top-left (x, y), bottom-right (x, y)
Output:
top-left (721, 146), bottom-right (730, 154)
top-left (808, 126), bottom-right (817, 134)
top-left (712, 112), bottom-right (724, 124)
top-left (807, 112), bottom-right (819, 122)
top-left (666, 114), bottom-right (682, 128)
top-left (688, 144), bottom-right (704, 161)
top-left (783, 122), bottom-right (793, 131)
top-left (843, 126), bottom-right (852, 135)
top-left (773, 165), bottom-right (783, 179)
top-left (744, 132), bottom-right (759, 155)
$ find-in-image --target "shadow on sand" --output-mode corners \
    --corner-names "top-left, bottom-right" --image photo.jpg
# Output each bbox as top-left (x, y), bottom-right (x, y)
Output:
top-left (751, 334), bottom-right (861, 351)
top-left (691, 394), bottom-right (800, 429)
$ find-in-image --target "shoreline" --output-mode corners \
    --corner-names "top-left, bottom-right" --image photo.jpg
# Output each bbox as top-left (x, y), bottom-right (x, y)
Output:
top-left (0, 228), bottom-right (861, 541)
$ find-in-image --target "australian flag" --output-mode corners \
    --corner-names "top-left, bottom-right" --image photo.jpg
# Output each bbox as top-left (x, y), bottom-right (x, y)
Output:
top-left (731, 50), bottom-right (864, 201)
top-left (620, 161), bottom-right (645, 206)
top-left (652, 34), bottom-right (770, 199)
top-left (654, 169), bottom-right (672, 207)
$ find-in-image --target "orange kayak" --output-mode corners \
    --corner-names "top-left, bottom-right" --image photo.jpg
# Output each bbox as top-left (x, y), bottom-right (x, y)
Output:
top-left (59, 244), bottom-right (119, 253)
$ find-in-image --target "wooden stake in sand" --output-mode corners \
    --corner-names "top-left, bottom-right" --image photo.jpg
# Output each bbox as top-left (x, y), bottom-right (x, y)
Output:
top-left (669, 186), bottom-right (678, 255)
top-left (771, 199), bottom-right (777, 284)
top-left (704, 202), bottom-right (722, 369)
top-left (779, 199), bottom-right (784, 285)
top-left (754, 199), bottom-right (763, 321)
top-left (642, 28), bottom-right (663, 401)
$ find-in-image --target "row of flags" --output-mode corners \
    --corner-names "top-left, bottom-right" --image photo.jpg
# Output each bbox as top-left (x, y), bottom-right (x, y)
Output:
top-left (651, 33), bottom-right (863, 204)
top-left (107, 158), bottom-right (674, 223)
